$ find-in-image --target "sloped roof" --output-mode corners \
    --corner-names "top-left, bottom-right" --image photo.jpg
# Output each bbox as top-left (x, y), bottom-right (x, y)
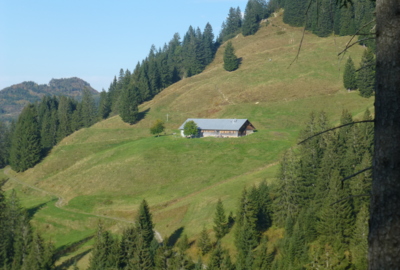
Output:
top-left (179, 118), bottom-right (249, 131)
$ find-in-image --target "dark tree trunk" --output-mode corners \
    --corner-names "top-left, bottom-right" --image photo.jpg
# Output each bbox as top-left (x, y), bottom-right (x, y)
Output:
top-left (369, 0), bottom-right (400, 269)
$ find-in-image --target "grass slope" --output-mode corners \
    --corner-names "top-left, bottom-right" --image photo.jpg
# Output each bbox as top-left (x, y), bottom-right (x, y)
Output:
top-left (3, 12), bottom-right (374, 267)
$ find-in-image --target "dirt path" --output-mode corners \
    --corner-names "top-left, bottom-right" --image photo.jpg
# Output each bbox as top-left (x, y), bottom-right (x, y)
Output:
top-left (3, 167), bottom-right (163, 243)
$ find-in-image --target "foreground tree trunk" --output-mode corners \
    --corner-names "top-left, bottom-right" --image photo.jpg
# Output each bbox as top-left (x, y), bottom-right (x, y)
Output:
top-left (369, 0), bottom-right (400, 268)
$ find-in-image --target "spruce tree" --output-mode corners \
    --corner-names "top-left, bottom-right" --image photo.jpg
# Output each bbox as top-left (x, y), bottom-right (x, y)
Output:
top-left (242, 0), bottom-right (260, 36)
top-left (120, 86), bottom-right (139, 125)
top-left (350, 204), bottom-right (369, 270)
top-left (343, 56), bottom-right (357, 90)
top-left (135, 199), bottom-right (155, 248)
top-left (197, 226), bottom-right (211, 255)
top-left (235, 188), bottom-right (258, 264)
top-left (358, 48), bottom-right (375, 98)
top-left (81, 88), bottom-right (97, 127)
top-left (57, 96), bottom-right (74, 142)
top-left (223, 41), bottom-right (239, 72)
top-left (10, 104), bottom-right (42, 172)
top-left (98, 89), bottom-right (111, 120)
top-left (213, 199), bottom-right (228, 240)
top-left (0, 121), bottom-right (10, 168)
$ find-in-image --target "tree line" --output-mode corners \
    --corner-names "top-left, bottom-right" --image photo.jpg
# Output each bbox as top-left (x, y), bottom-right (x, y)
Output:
top-left (0, 181), bottom-right (55, 269)
top-left (87, 109), bottom-right (373, 270)
top-left (103, 0), bottom-right (273, 125)
top-left (0, 89), bottom-right (98, 172)
top-left (343, 48), bottom-right (375, 97)
top-left (269, 0), bottom-right (376, 49)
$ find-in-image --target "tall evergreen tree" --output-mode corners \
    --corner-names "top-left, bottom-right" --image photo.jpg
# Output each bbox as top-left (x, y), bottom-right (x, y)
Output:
top-left (343, 56), bottom-right (358, 90)
top-left (81, 88), bottom-right (97, 127)
top-left (213, 199), bottom-right (228, 240)
top-left (98, 89), bottom-right (111, 120)
top-left (197, 226), bottom-right (211, 255)
top-left (120, 86), bottom-right (139, 125)
top-left (242, 0), bottom-right (260, 36)
top-left (0, 121), bottom-right (11, 168)
top-left (10, 104), bottom-right (42, 172)
top-left (358, 48), bottom-right (375, 98)
top-left (223, 41), bottom-right (239, 72)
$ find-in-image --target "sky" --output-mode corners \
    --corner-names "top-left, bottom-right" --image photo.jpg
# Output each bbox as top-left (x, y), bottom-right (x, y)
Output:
top-left (0, 0), bottom-right (247, 92)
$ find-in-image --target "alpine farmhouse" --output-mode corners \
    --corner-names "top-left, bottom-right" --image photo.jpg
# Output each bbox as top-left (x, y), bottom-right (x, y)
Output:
top-left (179, 119), bottom-right (256, 138)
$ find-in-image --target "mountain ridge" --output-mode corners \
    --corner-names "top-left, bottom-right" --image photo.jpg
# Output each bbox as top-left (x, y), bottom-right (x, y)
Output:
top-left (0, 77), bottom-right (98, 122)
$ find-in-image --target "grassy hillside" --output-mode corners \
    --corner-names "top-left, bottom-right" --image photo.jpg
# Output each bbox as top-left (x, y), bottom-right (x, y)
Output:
top-left (2, 12), bottom-right (373, 268)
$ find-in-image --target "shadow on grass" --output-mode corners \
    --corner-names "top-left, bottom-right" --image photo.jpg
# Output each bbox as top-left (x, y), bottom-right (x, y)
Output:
top-left (54, 235), bottom-right (94, 261)
top-left (167, 226), bottom-right (184, 247)
top-left (137, 108), bottom-right (150, 122)
top-left (27, 199), bottom-right (55, 219)
top-left (55, 248), bottom-right (92, 270)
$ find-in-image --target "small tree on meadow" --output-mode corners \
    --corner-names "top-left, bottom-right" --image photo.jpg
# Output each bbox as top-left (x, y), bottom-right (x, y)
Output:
top-left (343, 57), bottom-right (357, 91)
top-left (213, 199), bottom-right (228, 240)
top-left (150, 119), bottom-right (165, 137)
top-left (223, 41), bottom-right (239, 72)
top-left (183, 120), bottom-right (198, 138)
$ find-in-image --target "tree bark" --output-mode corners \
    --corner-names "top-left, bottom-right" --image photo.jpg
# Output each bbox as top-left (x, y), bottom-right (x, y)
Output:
top-left (369, 0), bottom-right (400, 269)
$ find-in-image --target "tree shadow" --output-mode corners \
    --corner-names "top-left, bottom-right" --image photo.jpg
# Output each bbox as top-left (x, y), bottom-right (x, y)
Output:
top-left (54, 248), bottom-right (92, 270)
top-left (167, 226), bottom-right (184, 247)
top-left (27, 200), bottom-right (54, 219)
top-left (137, 108), bottom-right (151, 122)
top-left (54, 235), bottom-right (94, 261)
top-left (238, 57), bottom-right (243, 67)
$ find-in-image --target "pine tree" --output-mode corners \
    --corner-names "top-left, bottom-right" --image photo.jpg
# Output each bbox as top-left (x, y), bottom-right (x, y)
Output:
top-left (235, 188), bottom-right (258, 263)
top-left (10, 104), bottom-right (42, 172)
top-left (197, 226), bottom-right (211, 255)
top-left (57, 96), bottom-right (74, 141)
top-left (273, 150), bottom-right (300, 226)
top-left (81, 88), bottom-right (97, 127)
top-left (242, 0), bottom-right (260, 36)
top-left (136, 199), bottom-right (155, 248)
top-left (207, 243), bottom-right (224, 270)
top-left (223, 41), bottom-right (239, 72)
top-left (350, 204), bottom-right (369, 270)
top-left (358, 48), bottom-right (375, 98)
top-left (88, 222), bottom-right (108, 270)
top-left (120, 86), bottom-right (139, 125)
top-left (252, 236), bottom-right (272, 270)
top-left (343, 57), bottom-right (357, 90)
top-left (98, 89), bottom-right (111, 120)
top-left (0, 121), bottom-right (10, 168)
top-left (203, 22), bottom-right (215, 65)
top-left (213, 199), bottom-right (228, 240)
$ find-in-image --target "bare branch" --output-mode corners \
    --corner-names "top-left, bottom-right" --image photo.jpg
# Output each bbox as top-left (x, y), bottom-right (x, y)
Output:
top-left (288, 0), bottom-right (314, 67)
top-left (338, 37), bottom-right (376, 56)
top-left (297, 120), bottom-right (374, 145)
top-left (340, 19), bottom-right (375, 53)
top-left (356, 64), bottom-right (375, 72)
top-left (341, 166), bottom-right (373, 183)
top-left (330, 193), bottom-right (370, 206)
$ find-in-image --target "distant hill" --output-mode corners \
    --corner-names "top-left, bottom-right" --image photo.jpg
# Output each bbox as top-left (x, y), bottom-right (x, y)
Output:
top-left (0, 77), bottom-right (98, 122)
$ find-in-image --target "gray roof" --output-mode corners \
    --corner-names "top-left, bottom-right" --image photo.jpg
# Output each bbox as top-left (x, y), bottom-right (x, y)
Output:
top-left (179, 118), bottom-right (248, 131)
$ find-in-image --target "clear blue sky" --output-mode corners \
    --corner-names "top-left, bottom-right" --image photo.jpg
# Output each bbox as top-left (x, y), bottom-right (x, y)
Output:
top-left (0, 0), bottom-right (247, 92)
